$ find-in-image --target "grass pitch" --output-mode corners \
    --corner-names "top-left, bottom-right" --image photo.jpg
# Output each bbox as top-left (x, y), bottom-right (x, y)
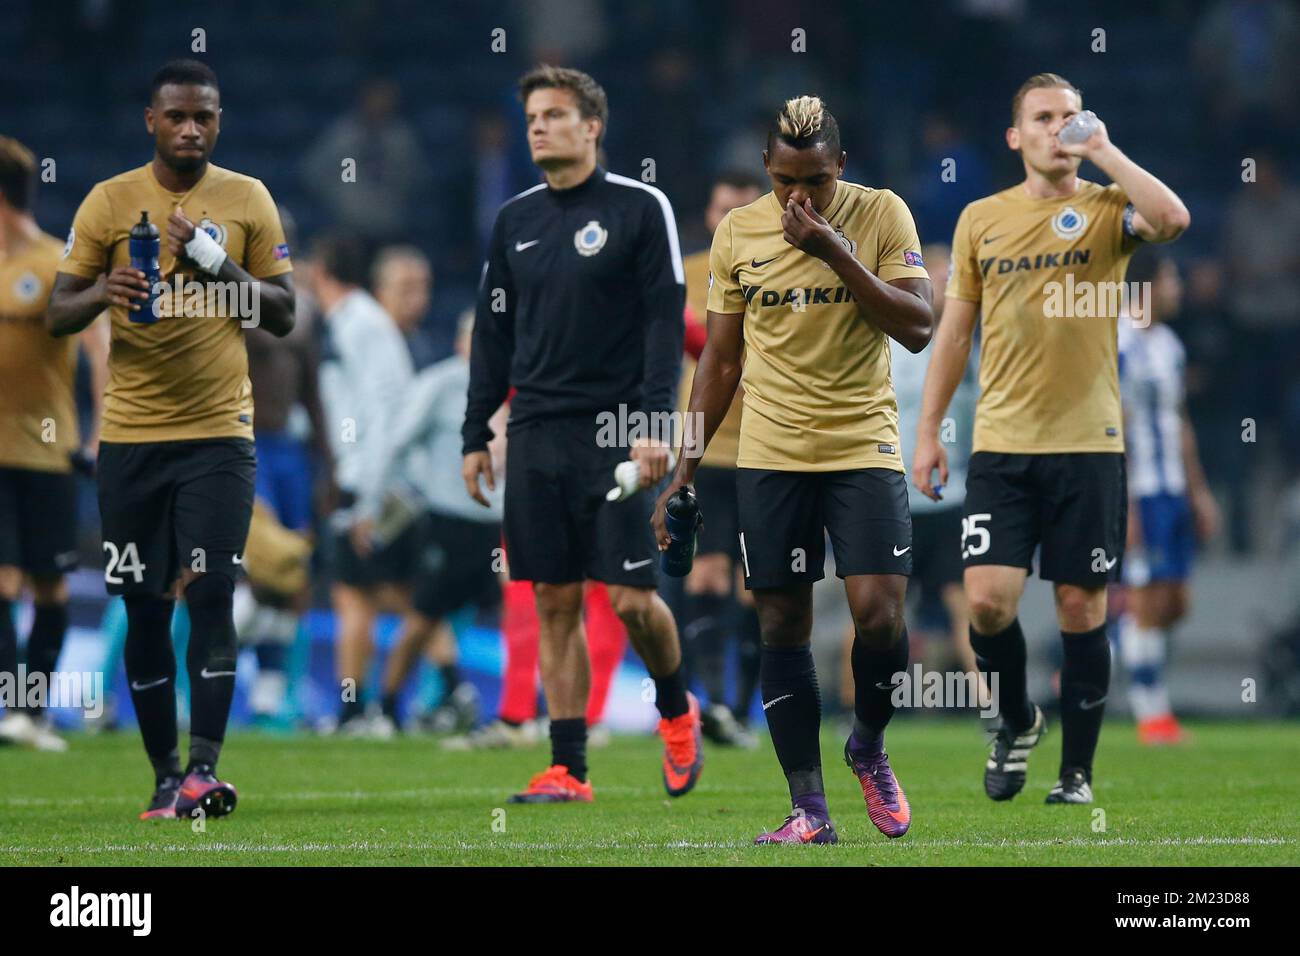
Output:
top-left (1, 719), bottom-right (1296, 866)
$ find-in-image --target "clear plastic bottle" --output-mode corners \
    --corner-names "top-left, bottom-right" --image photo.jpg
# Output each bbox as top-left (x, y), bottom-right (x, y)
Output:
top-left (1058, 110), bottom-right (1100, 146)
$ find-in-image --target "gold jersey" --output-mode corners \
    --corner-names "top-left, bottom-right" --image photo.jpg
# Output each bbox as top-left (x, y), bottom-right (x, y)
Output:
top-left (707, 184), bottom-right (928, 472)
top-left (678, 249), bottom-right (743, 468)
top-left (58, 162), bottom-right (292, 443)
top-left (0, 232), bottom-right (78, 472)
top-left (946, 180), bottom-right (1141, 454)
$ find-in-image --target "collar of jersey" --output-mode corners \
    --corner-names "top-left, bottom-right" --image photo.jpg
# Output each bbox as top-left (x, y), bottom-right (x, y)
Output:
top-left (146, 161), bottom-right (211, 205)
top-left (548, 166), bottom-right (605, 203)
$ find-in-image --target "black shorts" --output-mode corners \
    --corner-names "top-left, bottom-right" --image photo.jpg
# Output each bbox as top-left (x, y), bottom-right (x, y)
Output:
top-left (504, 416), bottom-right (658, 587)
top-left (692, 464), bottom-right (741, 561)
top-left (910, 506), bottom-right (964, 596)
top-left (410, 512), bottom-right (503, 620)
top-left (328, 510), bottom-right (422, 588)
top-left (97, 438), bottom-right (256, 596)
top-left (735, 467), bottom-right (912, 589)
top-left (963, 451), bottom-right (1126, 586)
top-left (0, 466), bottom-right (79, 576)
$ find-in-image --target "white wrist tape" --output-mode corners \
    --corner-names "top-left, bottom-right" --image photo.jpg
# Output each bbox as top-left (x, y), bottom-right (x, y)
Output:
top-left (184, 227), bottom-right (228, 275)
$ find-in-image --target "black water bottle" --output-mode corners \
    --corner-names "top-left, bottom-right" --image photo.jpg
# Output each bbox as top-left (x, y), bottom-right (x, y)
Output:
top-left (128, 210), bottom-right (161, 323)
top-left (662, 486), bottom-right (703, 577)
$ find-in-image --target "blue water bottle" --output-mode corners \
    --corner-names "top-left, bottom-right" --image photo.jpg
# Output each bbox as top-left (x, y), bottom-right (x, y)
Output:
top-left (662, 486), bottom-right (703, 577)
top-left (128, 210), bottom-right (161, 323)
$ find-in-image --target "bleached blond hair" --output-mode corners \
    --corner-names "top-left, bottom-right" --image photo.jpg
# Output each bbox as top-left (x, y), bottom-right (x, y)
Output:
top-left (769, 95), bottom-right (840, 153)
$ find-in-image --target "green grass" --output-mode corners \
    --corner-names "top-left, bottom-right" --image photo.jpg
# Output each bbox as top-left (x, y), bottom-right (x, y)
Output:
top-left (1, 720), bottom-right (1296, 865)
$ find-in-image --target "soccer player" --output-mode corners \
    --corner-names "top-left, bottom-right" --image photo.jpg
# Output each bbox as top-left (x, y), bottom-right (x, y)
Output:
top-left (352, 311), bottom-right (506, 732)
top-left (309, 231), bottom-right (414, 737)
top-left (238, 206), bottom-right (332, 727)
top-left (655, 95), bottom-right (934, 844)
top-left (912, 73), bottom-right (1190, 804)
top-left (47, 59), bottom-right (296, 819)
top-left (0, 136), bottom-right (108, 750)
top-left (463, 65), bottom-right (701, 803)
top-left (676, 171), bottom-right (764, 748)
top-left (840, 241), bottom-right (981, 714)
top-left (1117, 248), bottom-right (1218, 745)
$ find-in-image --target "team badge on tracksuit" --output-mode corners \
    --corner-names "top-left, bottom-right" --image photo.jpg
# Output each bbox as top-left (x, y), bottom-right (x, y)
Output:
top-left (574, 220), bottom-right (608, 256)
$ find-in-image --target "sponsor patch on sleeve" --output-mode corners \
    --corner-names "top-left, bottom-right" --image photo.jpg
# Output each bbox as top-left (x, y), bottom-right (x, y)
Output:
top-left (903, 249), bottom-right (924, 267)
top-left (273, 243), bottom-right (291, 260)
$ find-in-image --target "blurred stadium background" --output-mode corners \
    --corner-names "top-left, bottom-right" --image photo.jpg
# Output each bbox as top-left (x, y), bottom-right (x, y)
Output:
top-left (4, 0), bottom-right (1299, 735)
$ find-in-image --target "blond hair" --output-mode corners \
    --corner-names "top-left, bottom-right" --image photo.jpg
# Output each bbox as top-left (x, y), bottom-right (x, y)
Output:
top-left (769, 95), bottom-right (840, 153)
top-left (1010, 73), bottom-right (1082, 125)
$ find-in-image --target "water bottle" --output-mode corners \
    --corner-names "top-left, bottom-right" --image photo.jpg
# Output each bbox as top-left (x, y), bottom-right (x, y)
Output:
top-left (128, 210), bottom-right (161, 323)
top-left (1058, 110), bottom-right (1100, 146)
top-left (661, 486), bottom-right (702, 577)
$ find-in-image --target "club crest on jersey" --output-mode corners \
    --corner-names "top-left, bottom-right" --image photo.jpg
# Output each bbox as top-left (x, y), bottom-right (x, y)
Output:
top-left (62, 227), bottom-right (75, 259)
top-left (13, 271), bottom-right (42, 304)
top-left (574, 220), bottom-right (608, 256)
top-left (1050, 206), bottom-right (1088, 241)
top-left (198, 218), bottom-right (228, 247)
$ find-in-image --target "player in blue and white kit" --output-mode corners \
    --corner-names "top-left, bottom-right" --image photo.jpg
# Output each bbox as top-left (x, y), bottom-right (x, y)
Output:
top-left (1117, 249), bottom-right (1219, 745)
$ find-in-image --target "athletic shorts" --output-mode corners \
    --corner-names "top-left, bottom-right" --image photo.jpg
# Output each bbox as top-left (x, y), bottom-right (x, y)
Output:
top-left (0, 466), bottom-right (79, 576)
top-left (910, 505), bottom-right (964, 595)
top-left (1123, 492), bottom-right (1195, 586)
top-left (328, 504), bottom-right (422, 589)
top-left (962, 451), bottom-right (1126, 586)
top-left (410, 512), bottom-right (503, 620)
top-left (97, 439), bottom-right (256, 596)
top-left (503, 415), bottom-right (658, 587)
top-left (254, 431), bottom-right (314, 531)
top-left (692, 464), bottom-right (741, 561)
top-left (735, 467), bottom-right (912, 589)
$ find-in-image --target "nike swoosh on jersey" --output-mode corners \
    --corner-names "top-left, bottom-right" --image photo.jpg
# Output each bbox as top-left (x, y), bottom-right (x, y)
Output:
top-left (1104, 557), bottom-right (1118, 570)
top-left (515, 239), bottom-right (540, 252)
top-left (622, 558), bottom-right (653, 571)
top-left (893, 546), bottom-right (911, 556)
top-left (982, 234), bottom-right (1005, 245)
top-left (750, 255), bottom-right (782, 268)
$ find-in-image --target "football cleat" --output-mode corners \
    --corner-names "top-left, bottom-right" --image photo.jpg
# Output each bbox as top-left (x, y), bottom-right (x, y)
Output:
top-left (844, 740), bottom-right (911, 838)
top-left (507, 765), bottom-right (594, 804)
top-left (701, 703), bottom-right (759, 749)
top-left (754, 811), bottom-right (838, 845)
top-left (984, 703), bottom-right (1047, 801)
top-left (175, 769), bottom-right (238, 819)
top-left (139, 777), bottom-right (182, 820)
top-left (0, 711), bottom-right (68, 751)
top-left (1045, 769), bottom-right (1094, 804)
top-left (658, 692), bottom-right (704, 797)
top-left (441, 718), bottom-right (542, 751)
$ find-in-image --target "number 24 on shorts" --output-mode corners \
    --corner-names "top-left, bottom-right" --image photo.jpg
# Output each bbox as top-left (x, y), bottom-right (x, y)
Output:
top-left (961, 513), bottom-right (991, 559)
top-left (104, 541), bottom-right (147, 584)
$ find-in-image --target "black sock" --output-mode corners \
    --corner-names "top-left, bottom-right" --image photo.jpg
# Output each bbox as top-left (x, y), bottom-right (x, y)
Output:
top-left (550, 717), bottom-right (588, 781)
top-left (185, 575), bottom-right (237, 771)
top-left (653, 665), bottom-right (689, 720)
top-left (123, 596), bottom-right (180, 781)
top-left (683, 592), bottom-right (729, 704)
top-left (25, 603), bottom-right (69, 714)
top-left (970, 619), bottom-right (1034, 730)
top-left (0, 598), bottom-right (17, 704)
top-left (381, 692), bottom-right (399, 720)
top-left (1059, 625), bottom-right (1111, 781)
top-left (760, 644), bottom-right (824, 800)
top-left (340, 695), bottom-right (365, 722)
top-left (186, 736), bottom-right (221, 775)
top-left (850, 625), bottom-right (910, 754)
top-left (440, 662), bottom-right (461, 691)
top-left (733, 605), bottom-right (762, 723)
